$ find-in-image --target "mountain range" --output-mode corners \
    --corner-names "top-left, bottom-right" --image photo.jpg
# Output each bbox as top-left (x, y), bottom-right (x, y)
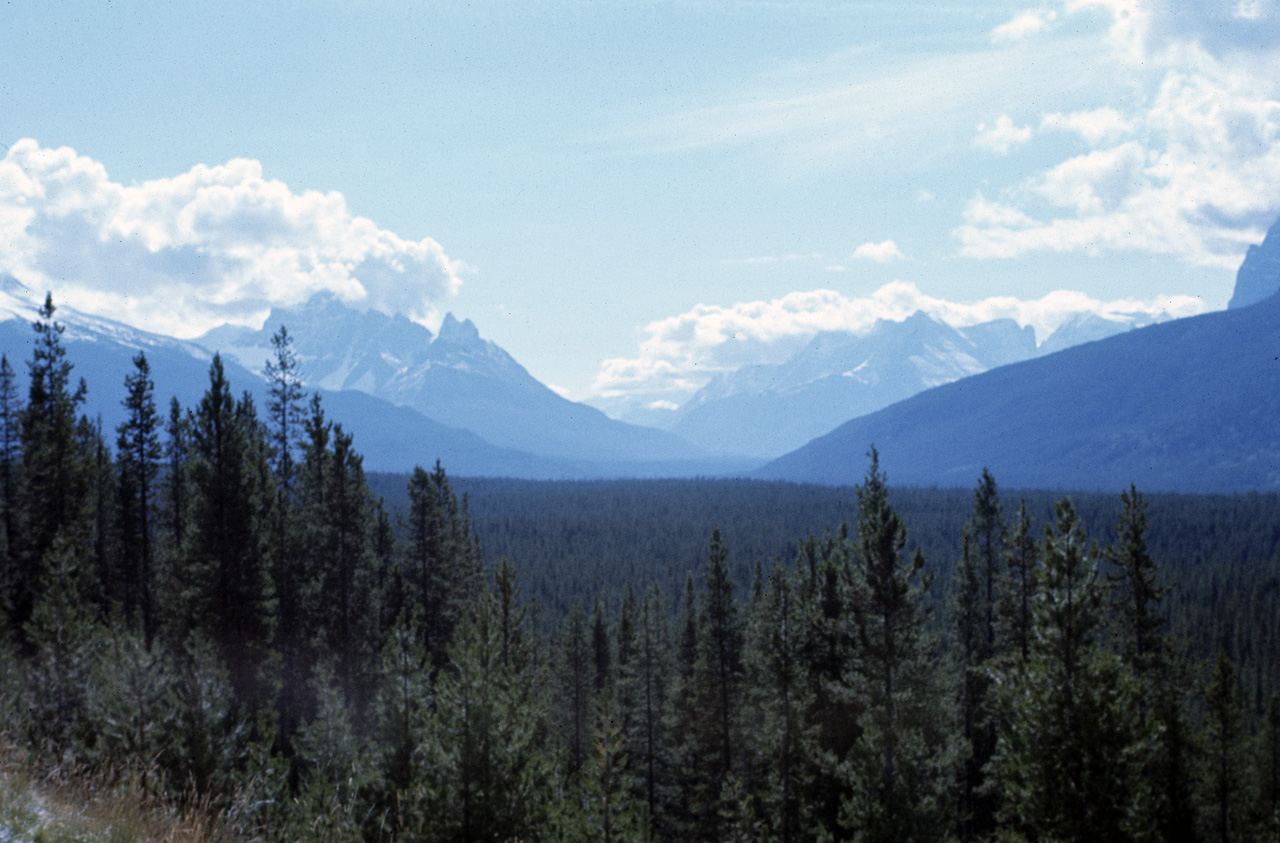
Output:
top-left (616, 307), bottom-right (1167, 458)
top-left (0, 204), bottom-right (1276, 491)
top-left (756, 234), bottom-right (1280, 492)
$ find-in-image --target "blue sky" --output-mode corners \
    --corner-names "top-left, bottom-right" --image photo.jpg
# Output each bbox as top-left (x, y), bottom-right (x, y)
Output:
top-left (3, 0), bottom-right (1278, 405)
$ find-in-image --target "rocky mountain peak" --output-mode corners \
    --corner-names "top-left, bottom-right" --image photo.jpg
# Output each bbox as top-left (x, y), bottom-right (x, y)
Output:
top-left (1229, 214), bottom-right (1280, 309)
top-left (435, 313), bottom-right (481, 346)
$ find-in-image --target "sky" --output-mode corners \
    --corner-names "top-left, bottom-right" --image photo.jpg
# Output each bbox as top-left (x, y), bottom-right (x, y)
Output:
top-left (2, 0), bottom-right (1279, 408)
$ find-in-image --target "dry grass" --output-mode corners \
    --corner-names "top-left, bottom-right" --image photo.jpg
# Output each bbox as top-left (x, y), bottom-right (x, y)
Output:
top-left (0, 741), bottom-right (230, 843)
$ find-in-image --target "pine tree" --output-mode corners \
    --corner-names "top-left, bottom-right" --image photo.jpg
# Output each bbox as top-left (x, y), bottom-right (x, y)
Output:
top-left (19, 294), bottom-right (91, 634)
top-left (0, 355), bottom-right (23, 627)
top-left (796, 528), bottom-right (860, 837)
top-left (1200, 652), bottom-right (1249, 843)
top-left (619, 583), bottom-right (671, 838)
top-left (592, 594), bottom-right (613, 693)
top-left (839, 448), bottom-right (955, 842)
top-left (991, 499), bottom-right (1153, 843)
top-left (116, 353), bottom-right (162, 647)
top-left (1107, 485), bottom-right (1197, 843)
top-left (184, 355), bottom-right (276, 711)
top-left (953, 469), bottom-right (1004, 840)
top-left (685, 526), bottom-right (745, 840)
top-left (264, 327), bottom-right (308, 744)
top-left (401, 461), bottom-right (479, 668)
top-left (1258, 693), bottom-right (1280, 841)
top-left (317, 425), bottom-right (379, 715)
top-left (418, 584), bottom-right (554, 842)
top-left (996, 500), bottom-right (1037, 667)
top-left (746, 562), bottom-right (814, 843)
top-left (560, 599), bottom-right (593, 776)
top-left (163, 397), bottom-right (188, 551)
top-left (1108, 485), bottom-right (1168, 677)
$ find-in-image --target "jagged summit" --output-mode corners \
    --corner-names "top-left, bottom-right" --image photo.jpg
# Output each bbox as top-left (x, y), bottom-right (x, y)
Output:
top-left (1228, 214), bottom-right (1280, 309)
top-left (196, 293), bottom-right (704, 463)
top-left (436, 312), bottom-right (481, 345)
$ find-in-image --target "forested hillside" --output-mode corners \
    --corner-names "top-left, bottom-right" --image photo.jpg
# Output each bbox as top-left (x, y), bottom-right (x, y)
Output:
top-left (0, 299), bottom-right (1277, 842)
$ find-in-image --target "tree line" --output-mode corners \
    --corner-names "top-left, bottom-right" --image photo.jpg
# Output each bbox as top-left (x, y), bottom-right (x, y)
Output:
top-left (0, 295), bottom-right (1276, 842)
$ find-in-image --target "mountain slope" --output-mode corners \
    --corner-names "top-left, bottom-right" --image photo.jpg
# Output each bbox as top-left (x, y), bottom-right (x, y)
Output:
top-left (200, 295), bottom-right (707, 463)
top-left (667, 313), bottom-right (1038, 457)
top-left (756, 293), bottom-right (1280, 492)
top-left (0, 281), bottom-right (595, 477)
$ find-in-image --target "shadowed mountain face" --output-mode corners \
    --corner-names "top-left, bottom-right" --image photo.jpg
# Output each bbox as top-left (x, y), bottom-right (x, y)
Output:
top-left (1229, 215), bottom-right (1280, 309)
top-left (756, 292), bottom-right (1280, 492)
top-left (198, 295), bottom-right (707, 464)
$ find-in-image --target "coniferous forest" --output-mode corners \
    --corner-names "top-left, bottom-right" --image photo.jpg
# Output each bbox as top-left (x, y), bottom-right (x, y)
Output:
top-left (2, 296), bottom-right (1280, 842)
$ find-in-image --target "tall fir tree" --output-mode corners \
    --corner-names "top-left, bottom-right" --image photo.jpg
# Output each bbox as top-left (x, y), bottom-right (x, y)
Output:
top-left (952, 469), bottom-right (1005, 840)
top-left (991, 499), bottom-right (1153, 843)
top-left (400, 462), bottom-right (479, 668)
top-left (184, 355), bottom-right (277, 711)
top-left (689, 526), bottom-right (745, 841)
top-left (746, 562), bottom-right (814, 843)
top-left (1200, 652), bottom-right (1250, 843)
top-left (19, 294), bottom-right (91, 635)
top-left (0, 355), bottom-right (23, 626)
top-left (559, 599), bottom-right (593, 776)
top-left (116, 353), bottom-right (162, 648)
top-left (839, 448), bottom-right (955, 843)
top-left (996, 500), bottom-right (1037, 668)
top-left (264, 327), bottom-right (308, 743)
top-left (1108, 485), bottom-right (1197, 843)
top-left (417, 581), bottom-right (554, 843)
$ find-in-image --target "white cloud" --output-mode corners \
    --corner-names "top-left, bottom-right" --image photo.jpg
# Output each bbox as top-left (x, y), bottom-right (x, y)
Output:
top-left (957, 16), bottom-right (1280, 268)
top-left (1040, 107), bottom-right (1134, 145)
top-left (991, 9), bottom-right (1059, 43)
top-left (852, 240), bottom-right (905, 262)
top-left (592, 281), bottom-right (1205, 401)
top-left (0, 140), bottom-right (463, 337)
top-left (973, 115), bottom-right (1034, 155)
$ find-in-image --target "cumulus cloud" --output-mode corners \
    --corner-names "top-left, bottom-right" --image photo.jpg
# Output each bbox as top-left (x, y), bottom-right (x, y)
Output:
top-left (974, 115), bottom-right (1034, 155)
top-left (991, 9), bottom-right (1059, 43)
top-left (592, 281), bottom-right (1204, 400)
top-left (852, 240), bottom-right (905, 262)
top-left (956, 55), bottom-right (1280, 267)
top-left (0, 140), bottom-right (463, 337)
top-left (1040, 107), bottom-right (1135, 145)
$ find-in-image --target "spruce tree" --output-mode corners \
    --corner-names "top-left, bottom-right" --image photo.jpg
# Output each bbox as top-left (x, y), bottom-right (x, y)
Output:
top-left (0, 355), bottom-right (23, 626)
top-left (953, 469), bottom-right (1004, 840)
top-left (1200, 652), bottom-right (1249, 843)
top-left (418, 585), bottom-right (554, 842)
top-left (687, 526), bottom-right (745, 840)
top-left (996, 500), bottom-right (1037, 667)
top-left (1258, 693), bottom-right (1280, 841)
top-left (746, 562), bottom-right (814, 843)
top-left (19, 294), bottom-right (91, 633)
top-left (1108, 485), bottom-right (1196, 843)
top-left (163, 396), bottom-right (188, 551)
top-left (991, 499), bottom-right (1153, 843)
top-left (592, 593), bottom-right (613, 693)
top-left (401, 461), bottom-right (479, 668)
top-left (184, 355), bottom-right (276, 711)
top-left (116, 353), bottom-right (162, 647)
top-left (265, 327), bottom-right (308, 742)
top-left (560, 599), bottom-right (593, 776)
top-left (838, 448), bottom-right (955, 842)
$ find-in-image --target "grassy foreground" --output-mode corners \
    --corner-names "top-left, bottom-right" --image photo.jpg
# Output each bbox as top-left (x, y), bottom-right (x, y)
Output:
top-left (0, 741), bottom-right (221, 843)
